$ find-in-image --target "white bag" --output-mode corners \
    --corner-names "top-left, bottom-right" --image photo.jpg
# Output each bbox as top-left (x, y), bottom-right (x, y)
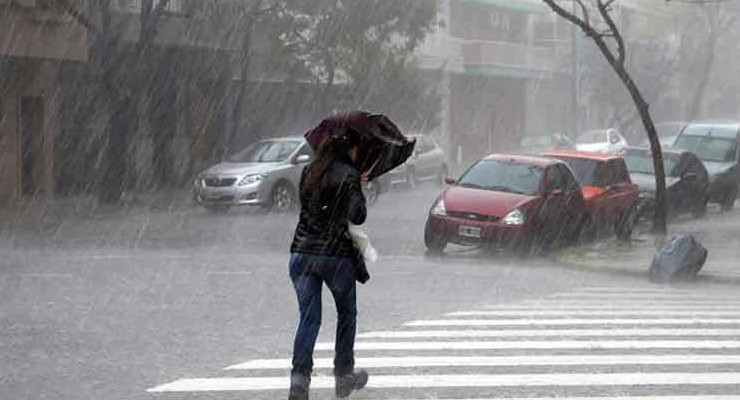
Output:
top-left (348, 224), bottom-right (378, 263)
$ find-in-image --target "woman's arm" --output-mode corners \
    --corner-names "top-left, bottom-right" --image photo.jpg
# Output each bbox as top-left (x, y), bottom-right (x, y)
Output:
top-left (347, 171), bottom-right (367, 225)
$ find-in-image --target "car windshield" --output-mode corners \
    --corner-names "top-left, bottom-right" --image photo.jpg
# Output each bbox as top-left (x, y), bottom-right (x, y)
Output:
top-left (577, 131), bottom-right (606, 144)
top-left (673, 128), bottom-right (737, 163)
top-left (227, 140), bottom-right (301, 163)
top-left (458, 160), bottom-right (543, 196)
top-left (556, 157), bottom-right (604, 186)
top-left (623, 150), bottom-right (681, 177)
top-left (657, 123), bottom-right (684, 139)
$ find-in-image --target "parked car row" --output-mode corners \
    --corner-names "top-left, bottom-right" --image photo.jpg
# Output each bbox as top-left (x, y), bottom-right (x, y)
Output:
top-left (518, 128), bottom-right (629, 155)
top-left (192, 134), bottom-right (448, 213)
top-left (424, 120), bottom-right (740, 256)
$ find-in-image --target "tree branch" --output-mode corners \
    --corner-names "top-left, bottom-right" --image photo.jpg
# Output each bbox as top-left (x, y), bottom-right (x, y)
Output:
top-left (58, 0), bottom-right (100, 36)
top-left (541, 0), bottom-right (594, 38)
top-left (597, 0), bottom-right (626, 64)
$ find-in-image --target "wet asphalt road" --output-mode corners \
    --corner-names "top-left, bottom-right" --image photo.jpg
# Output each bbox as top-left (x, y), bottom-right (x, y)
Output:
top-left (2, 183), bottom-right (739, 400)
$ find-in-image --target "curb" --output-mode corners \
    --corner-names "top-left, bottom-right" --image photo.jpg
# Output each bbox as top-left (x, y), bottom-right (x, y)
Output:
top-left (556, 250), bottom-right (740, 286)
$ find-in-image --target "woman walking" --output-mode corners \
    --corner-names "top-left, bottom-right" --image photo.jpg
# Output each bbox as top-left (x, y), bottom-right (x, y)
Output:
top-left (288, 124), bottom-right (369, 400)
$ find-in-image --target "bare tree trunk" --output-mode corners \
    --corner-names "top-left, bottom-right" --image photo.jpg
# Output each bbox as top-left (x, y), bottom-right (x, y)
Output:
top-left (542, 0), bottom-right (667, 234)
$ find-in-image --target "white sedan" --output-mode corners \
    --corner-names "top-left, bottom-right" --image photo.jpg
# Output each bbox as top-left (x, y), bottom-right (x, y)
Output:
top-left (576, 129), bottom-right (628, 154)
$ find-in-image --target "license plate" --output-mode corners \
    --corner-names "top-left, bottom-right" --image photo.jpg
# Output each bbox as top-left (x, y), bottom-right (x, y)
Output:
top-left (459, 225), bottom-right (481, 238)
top-left (207, 190), bottom-right (229, 198)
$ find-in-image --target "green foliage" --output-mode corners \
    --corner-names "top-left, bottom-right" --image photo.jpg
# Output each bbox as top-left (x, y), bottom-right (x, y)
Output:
top-left (277, 0), bottom-right (441, 129)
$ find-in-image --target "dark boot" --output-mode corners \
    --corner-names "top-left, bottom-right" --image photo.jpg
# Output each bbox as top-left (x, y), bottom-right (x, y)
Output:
top-left (288, 373), bottom-right (310, 400)
top-left (334, 370), bottom-right (368, 398)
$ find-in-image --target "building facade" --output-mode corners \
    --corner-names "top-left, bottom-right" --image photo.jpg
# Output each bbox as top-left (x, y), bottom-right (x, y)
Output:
top-left (414, 0), bottom-right (574, 168)
top-left (0, 1), bottom-right (88, 203)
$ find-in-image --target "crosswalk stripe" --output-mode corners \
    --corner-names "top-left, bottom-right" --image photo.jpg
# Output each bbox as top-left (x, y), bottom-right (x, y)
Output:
top-left (368, 397), bottom-right (740, 400)
top-left (572, 287), bottom-right (727, 293)
top-left (482, 304), bottom-right (740, 310)
top-left (553, 293), bottom-right (740, 300)
top-left (574, 287), bottom-right (731, 293)
top-left (147, 373), bottom-right (740, 392)
top-left (224, 354), bottom-right (740, 370)
top-left (357, 328), bottom-right (740, 339)
top-left (515, 299), bottom-right (739, 305)
top-left (447, 310), bottom-right (740, 317)
top-left (405, 318), bottom-right (740, 326)
top-left (314, 340), bottom-right (740, 351)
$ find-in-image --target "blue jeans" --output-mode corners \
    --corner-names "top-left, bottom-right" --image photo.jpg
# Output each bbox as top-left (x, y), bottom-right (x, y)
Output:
top-left (289, 253), bottom-right (357, 376)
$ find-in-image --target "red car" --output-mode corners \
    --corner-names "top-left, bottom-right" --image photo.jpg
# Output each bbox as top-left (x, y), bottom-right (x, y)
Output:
top-left (424, 154), bottom-right (588, 254)
top-left (542, 150), bottom-right (639, 239)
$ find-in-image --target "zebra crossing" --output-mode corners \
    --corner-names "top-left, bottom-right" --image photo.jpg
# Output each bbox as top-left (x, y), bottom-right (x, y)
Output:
top-left (147, 286), bottom-right (740, 398)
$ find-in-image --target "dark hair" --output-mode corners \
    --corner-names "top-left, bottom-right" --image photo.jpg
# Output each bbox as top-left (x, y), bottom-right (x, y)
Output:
top-left (304, 127), bottom-right (360, 189)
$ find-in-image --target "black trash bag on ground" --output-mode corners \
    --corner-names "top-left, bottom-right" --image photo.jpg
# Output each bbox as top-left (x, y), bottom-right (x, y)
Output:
top-left (649, 235), bottom-right (708, 283)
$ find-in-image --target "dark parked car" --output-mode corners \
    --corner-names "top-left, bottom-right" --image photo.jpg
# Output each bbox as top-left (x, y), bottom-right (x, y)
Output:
top-left (424, 154), bottom-right (588, 255)
top-left (621, 147), bottom-right (709, 220)
top-left (542, 150), bottom-right (639, 240)
top-left (672, 122), bottom-right (740, 211)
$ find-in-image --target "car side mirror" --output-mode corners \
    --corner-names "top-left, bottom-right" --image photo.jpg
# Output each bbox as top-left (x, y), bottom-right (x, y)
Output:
top-left (295, 154), bottom-right (311, 164)
top-left (444, 177), bottom-right (456, 185)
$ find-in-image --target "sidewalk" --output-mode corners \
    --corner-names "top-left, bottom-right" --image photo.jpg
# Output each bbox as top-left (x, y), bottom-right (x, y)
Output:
top-left (558, 208), bottom-right (740, 283)
top-left (0, 190), bottom-right (193, 230)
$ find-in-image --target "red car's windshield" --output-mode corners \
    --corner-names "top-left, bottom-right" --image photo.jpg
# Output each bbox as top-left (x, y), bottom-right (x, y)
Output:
top-left (458, 160), bottom-right (543, 196)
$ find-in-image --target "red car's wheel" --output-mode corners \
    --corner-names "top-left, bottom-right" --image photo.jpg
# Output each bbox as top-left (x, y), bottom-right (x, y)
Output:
top-left (424, 218), bottom-right (447, 254)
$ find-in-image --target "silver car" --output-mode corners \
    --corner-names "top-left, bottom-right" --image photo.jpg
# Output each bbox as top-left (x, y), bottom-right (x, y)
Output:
top-left (386, 134), bottom-right (448, 188)
top-left (193, 137), bottom-right (312, 213)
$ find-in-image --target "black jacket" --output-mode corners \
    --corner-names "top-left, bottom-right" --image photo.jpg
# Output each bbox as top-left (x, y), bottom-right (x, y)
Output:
top-left (290, 160), bottom-right (367, 259)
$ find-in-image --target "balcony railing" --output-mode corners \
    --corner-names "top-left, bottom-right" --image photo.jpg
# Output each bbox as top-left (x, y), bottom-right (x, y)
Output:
top-left (462, 40), bottom-right (570, 72)
top-left (416, 34), bottom-right (570, 73)
top-left (111, 0), bottom-right (184, 14)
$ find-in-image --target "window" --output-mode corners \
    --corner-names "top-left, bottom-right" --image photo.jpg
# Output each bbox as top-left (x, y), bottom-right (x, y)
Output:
top-left (111, 0), bottom-right (185, 15)
top-left (609, 132), bottom-right (620, 144)
top-left (295, 143), bottom-right (313, 161)
top-left (577, 131), bottom-right (607, 145)
top-left (606, 160), bottom-right (630, 184)
top-left (558, 165), bottom-right (578, 190)
top-left (227, 140), bottom-right (301, 163)
top-left (623, 149), bottom-right (681, 178)
top-left (458, 160), bottom-right (543, 196)
top-left (674, 134), bottom-right (738, 163)
top-left (545, 166), bottom-right (565, 192)
top-left (558, 157), bottom-right (604, 187)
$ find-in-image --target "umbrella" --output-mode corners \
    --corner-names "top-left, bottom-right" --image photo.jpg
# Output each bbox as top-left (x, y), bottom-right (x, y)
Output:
top-left (304, 111), bottom-right (416, 181)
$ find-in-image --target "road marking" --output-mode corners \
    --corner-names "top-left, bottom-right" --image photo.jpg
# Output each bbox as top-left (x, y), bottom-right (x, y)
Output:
top-left (552, 293), bottom-right (740, 300)
top-left (357, 328), bottom-right (740, 339)
top-left (147, 372), bottom-right (740, 392)
top-left (508, 300), bottom-right (740, 306)
top-left (573, 287), bottom-right (731, 294)
top-left (359, 397), bottom-right (740, 400)
top-left (447, 310), bottom-right (740, 317)
top-left (482, 304), bottom-right (740, 310)
top-left (314, 340), bottom-right (740, 351)
top-left (405, 318), bottom-right (740, 327)
top-left (224, 354), bottom-right (740, 370)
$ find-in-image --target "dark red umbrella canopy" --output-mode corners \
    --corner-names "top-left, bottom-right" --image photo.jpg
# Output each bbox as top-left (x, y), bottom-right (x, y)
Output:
top-left (304, 111), bottom-right (416, 181)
